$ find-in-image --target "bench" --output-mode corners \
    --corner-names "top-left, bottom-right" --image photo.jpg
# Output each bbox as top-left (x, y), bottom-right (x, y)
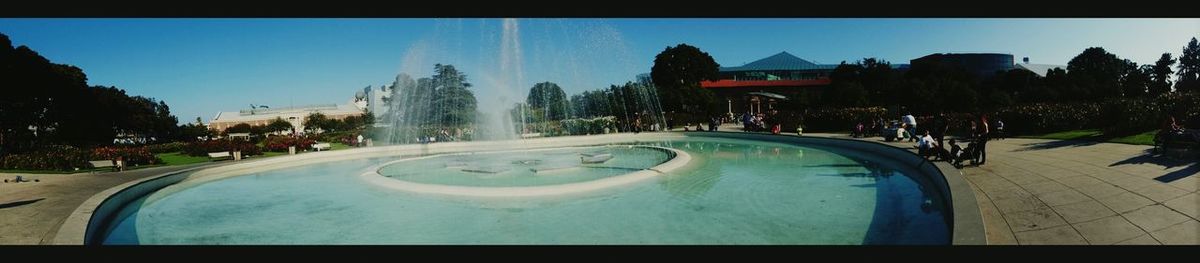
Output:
top-left (312, 143), bottom-right (331, 151)
top-left (89, 160), bottom-right (116, 171)
top-left (208, 152), bottom-right (232, 160)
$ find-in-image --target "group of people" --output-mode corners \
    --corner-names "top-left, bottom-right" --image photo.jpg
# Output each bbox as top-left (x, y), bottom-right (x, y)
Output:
top-left (913, 113), bottom-right (997, 167)
top-left (741, 109), bottom-right (782, 134)
top-left (854, 112), bottom-right (1001, 168)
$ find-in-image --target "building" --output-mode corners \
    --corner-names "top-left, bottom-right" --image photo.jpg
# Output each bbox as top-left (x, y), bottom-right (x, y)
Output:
top-left (1013, 57), bottom-right (1067, 77)
top-left (909, 53), bottom-right (1015, 79)
top-left (208, 103), bottom-right (366, 132)
top-left (698, 52), bottom-right (839, 116)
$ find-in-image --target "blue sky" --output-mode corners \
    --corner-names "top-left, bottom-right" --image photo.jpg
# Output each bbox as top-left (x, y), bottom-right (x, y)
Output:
top-left (1, 18), bottom-right (1197, 123)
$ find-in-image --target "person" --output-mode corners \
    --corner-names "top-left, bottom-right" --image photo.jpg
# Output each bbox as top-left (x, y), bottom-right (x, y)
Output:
top-left (115, 156), bottom-right (125, 172)
top-left (768, 109), bottom-right (781, 135)
top-left (974, 115), bottom-right (990, 165)
top-left (694, 121), bottom-right (703, 132)
top-left (916, 130), bottom-right (938, 159)
top-left (666, 113), bottom-right (675, 131)
top-left (932, 112), bottom-right (948, 156)
top-left (709, 116), bottom-right (720, 131)
top-left (948, 139), bottom-right (965, 167)
top-left (741, 111), bottom-right (753, 132)
top-left (853, 122), bottom-right (865, 138)
top-left (357, 134), bottom-right (364, 147)
top-left (902, 112), bottom-right (917, 142)
top-left (994, 118), bottom-right (1006, 140)
top-left (633, 114), bottom-right (642, 134)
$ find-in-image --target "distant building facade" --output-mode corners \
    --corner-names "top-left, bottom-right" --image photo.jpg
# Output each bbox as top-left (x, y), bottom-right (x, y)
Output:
top-left (208, 103), bottom-right (365, 132)
top-left (697, 52), bottom-right (839, 116)
top-left (909, 53), bottom-right (1015, 79)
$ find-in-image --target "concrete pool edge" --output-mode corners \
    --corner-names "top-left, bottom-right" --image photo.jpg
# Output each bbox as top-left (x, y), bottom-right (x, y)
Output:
top-left (681, 131), bottom-right (987, 245)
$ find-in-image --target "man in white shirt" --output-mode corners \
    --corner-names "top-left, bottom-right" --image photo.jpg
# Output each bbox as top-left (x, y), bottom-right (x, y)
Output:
top-left (917, 130), bottom-right (939, 159)
top-left (902, 112), bottom-right (917, 142)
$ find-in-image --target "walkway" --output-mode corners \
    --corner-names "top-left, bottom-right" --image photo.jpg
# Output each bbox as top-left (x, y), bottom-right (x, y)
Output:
top-left (0, 163), bottom-right (217, 244)
top-left (810, 132), bottom-right (1199, 245)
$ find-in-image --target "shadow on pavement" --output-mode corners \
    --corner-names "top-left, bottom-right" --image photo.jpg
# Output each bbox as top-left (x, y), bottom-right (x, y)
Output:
top-left (1154, 163), bottom-right (1199, 183)
top-left (1109, 149), bottom-right (1193, 169)
top-left (0, 198), bottom-right (45, 209)
top-left (1015, 139), bottom-right (1101, 151)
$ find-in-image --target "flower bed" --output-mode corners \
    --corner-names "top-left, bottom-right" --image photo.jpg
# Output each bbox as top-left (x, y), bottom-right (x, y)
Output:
top-left (263, 136), bottom-right (317, 152)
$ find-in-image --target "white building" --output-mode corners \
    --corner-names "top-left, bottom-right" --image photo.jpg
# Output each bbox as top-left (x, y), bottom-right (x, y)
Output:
top-left (208, 103), bottom-right (365, 132)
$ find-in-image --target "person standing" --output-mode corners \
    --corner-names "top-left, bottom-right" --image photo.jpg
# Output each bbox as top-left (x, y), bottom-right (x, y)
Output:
top-left (932, 112), bottom-right (948, 156)
top-left (975, 115), bottom-right (990, 165)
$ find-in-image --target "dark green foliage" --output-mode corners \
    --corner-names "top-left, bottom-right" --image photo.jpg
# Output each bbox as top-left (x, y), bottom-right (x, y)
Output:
top-left (526, 82), bottom-right (569, 121)
top-left (1177, 38), bottom-right (1200, 93)
top-left (1067, 47), bottom-right (1129, 99)
top-left (651, 43), bottom-right (721, 116)
top-left (802, 107), bottom-right (889, 132)
top-left (0, 32), bottom-right (181, 154)
top-left (1150, 53), bottom-right (1176, 96)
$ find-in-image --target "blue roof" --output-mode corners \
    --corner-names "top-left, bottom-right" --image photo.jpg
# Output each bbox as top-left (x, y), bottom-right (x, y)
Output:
top-left (721, 52), bottom-right (838, 71)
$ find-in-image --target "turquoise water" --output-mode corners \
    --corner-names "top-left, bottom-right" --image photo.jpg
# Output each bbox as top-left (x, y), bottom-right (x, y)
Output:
top-left (100, 137), bottom-right (949, 244)
top-left (376, 146), bottom-right (671, 187)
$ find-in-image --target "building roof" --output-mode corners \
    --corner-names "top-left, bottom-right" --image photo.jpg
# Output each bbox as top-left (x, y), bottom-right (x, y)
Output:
top-left (721, 52), bottom-right (838, 72)
top-left (211, 104), bottom-right (364, 124)
top-left (1014, 63), bottom-right (1067, 77)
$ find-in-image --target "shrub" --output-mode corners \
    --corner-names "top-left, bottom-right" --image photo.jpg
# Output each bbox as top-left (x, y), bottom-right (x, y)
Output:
top-left (994, 92), bottom-right (1200, 136)
top-left (802, 107), bottom-right (889, 132)
top-left (145, 142), bottom-right (188, 154)
top-left (263, 136), bottom-right (317, 152)
top-left (0, 146), bottom-right (91, 171)
top-left (560, 116), bottom-right (617, 135)
top-left (91, 146), bottom-right (161, 166)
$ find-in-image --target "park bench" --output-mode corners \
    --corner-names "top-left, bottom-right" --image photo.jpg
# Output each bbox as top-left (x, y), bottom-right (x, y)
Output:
top-left (312, 143), bottom-right (331, 151)
top-left (89, 160), bottom-right (116, 171)
top-left (208, 151), bottom-right (232, 161)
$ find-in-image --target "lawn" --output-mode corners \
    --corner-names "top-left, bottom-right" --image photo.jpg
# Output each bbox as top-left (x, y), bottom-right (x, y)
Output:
top-left (1022, 129), bottom-right (1155, 146)
top-left (330, 142), bottom-right (353, 150)
top-left (156, 152), bottom-right (211, 166)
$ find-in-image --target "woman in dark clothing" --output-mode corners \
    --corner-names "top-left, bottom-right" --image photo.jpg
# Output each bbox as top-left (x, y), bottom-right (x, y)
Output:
top-left (975, 115), bottom-right (990, 165)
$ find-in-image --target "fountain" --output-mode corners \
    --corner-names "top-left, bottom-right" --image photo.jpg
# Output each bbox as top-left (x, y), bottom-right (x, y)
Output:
top-left (71, 19), bottom-right (964, 245)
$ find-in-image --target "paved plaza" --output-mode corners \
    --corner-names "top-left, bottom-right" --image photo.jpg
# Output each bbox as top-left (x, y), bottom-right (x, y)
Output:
top-left (0, 163), bottom-right (214, 244)
top-left (815, 133), bottom-right (1199, 245)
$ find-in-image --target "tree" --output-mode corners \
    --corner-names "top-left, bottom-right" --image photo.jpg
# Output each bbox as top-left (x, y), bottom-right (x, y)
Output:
top-left (526, 82), bottom-right (569, 121)
top-left (224, 123), bottom-right (253, 134)
top-left (1177, 37), bottom-right (1200, 93)
top-left (265, 117), bottom-right (294, 134)
top-left (430, 64), bottom-right (477, 127)
top-left (650, 44), bottom-right (721, 117)
top-left (1067, 47), bottom-right (1127, 99)
top-left (991, 69), bottom-right (1044, 104)
top-left (303, 112), bottom-right (330, 133)
top-left (859, 58), bottom-right (897, 106)
top-left (1149, 53), bottom-right (1176, 96)
top-left (1119, 60), bottom-right (1149, 98)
